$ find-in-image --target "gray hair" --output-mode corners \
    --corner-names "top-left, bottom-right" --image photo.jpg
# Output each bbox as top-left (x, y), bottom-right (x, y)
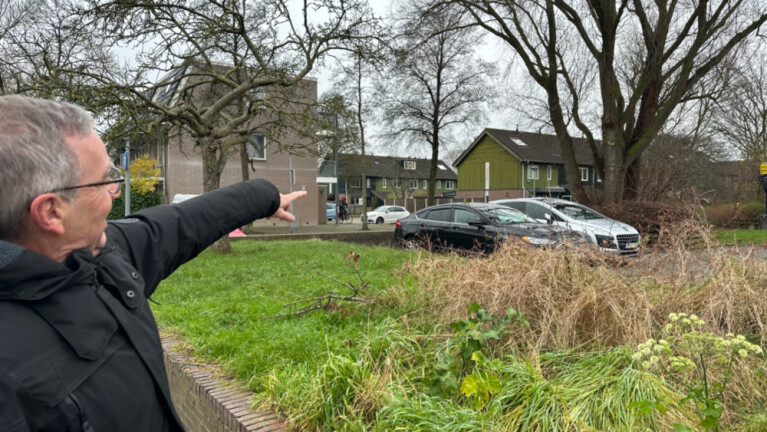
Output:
top-left (0, 95), bottom-right (94, 241)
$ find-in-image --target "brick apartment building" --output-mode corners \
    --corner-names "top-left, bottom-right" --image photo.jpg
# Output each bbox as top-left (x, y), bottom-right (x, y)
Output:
top-left (145, 62), bottom-right (321, 225)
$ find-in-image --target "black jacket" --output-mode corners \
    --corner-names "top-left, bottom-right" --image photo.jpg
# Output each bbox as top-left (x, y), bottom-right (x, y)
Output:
top-left (0, 180), bottom-right (280, 431)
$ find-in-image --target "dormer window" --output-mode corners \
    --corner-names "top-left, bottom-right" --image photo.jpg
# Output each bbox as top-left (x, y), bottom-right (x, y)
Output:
top-left (404, 160), bottom-right (416, 170)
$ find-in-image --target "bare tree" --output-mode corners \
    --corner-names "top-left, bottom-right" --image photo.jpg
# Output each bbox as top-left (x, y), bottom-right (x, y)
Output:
top-left (40, 0), bottom-right (380, 251)
top-left (317, 91), bottom-right (362, 220)
top-left (379, 2), bottom-right (492, 206)
top-left (330, 40), bottom-right (389, 230)
top-left (60, 0), bottom-right (379, 194)
top-left (0, 0), bottom-right (118, 112)
top-left (447, 0), bottom-right (767, 204)
top-left (317, 92), bottom-right (362, 161)
top-left (0, 0), bottom-right (34, 94)
top-left (635, 134), bottom-right (720, 202)
top-left (714, 47), bottom-right (767, 161)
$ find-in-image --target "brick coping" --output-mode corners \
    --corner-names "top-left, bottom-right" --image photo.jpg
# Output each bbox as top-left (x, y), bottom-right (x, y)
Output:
top-left (161, 335), bottom-right (289, 432)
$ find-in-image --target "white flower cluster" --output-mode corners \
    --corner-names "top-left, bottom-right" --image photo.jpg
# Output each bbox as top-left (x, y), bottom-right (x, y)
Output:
top-left (633, 313), bottom-right (763, 371)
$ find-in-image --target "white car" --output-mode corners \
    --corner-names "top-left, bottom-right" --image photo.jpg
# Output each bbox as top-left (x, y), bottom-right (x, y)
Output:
top-left (364, 205), bottom-right (410, 224)
top-left (490, 198), bottom-right (641, 255)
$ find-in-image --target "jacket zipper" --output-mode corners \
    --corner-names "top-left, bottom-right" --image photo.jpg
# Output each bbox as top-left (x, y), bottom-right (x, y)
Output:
top-left (67, 393), bottom-right (96, 432)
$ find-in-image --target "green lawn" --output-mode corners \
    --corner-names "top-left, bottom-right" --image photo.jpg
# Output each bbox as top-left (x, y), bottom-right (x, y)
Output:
top-left (152, 240), bottom-right (418, 389)
top-left (714, 229), bottom-right (767, 245)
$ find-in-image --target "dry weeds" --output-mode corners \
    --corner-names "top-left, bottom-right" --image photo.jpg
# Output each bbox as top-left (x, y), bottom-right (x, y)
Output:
top-left (403, 220), bottom-right (767, 349)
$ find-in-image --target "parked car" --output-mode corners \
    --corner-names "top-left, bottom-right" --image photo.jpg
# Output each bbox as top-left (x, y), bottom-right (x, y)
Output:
top-left (490, 198), bottom-right (641, 255)
top-left (326, 202), bottom-right (337, 221)
top-left (393, 202), bottom-right (574, 252)
top-left (364, 205), bottom-right (410, 224)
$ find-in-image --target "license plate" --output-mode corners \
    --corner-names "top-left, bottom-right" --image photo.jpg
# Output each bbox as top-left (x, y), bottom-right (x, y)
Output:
top-left (625, 242), bottom-right (638, 249)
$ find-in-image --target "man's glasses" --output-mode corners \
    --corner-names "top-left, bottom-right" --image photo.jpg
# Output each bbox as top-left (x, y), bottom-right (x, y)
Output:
top-left (49, 166), bottom-right (125, 196)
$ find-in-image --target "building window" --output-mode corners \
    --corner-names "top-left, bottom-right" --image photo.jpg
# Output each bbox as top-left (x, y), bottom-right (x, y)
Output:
top-left (366, 178), bottom-right (371, 188)
top-left (404, 160), bottom-right (416, 170)
top-left (246, 134), bottom-right (265, 160)
top-left (382, 178), bottom-right (387, 188)
top-left (580, 167), bottom-right (589, 182)
top-left (596, 172), bottom-right (602, 182)
top-left (527, 165), bottom-right (539, 180)
top-left (423, 180), bottom-right (428, 189)
top-left (154, 66), bottom-right (187, 105)
top-left (445, 180), bottom-right (455, 189)
top-left (409, 179), bottom-right (419, 189)
top-left (547, 165), bottom-right (552, 181)
top-left (249, 86), bottom-right (265, 100)
top-left (437, 180), bottom-right (442, 189)
top-left (349, 178), bottom-right (361, 188)
top-left (393, 179), bottom-right (401, 188)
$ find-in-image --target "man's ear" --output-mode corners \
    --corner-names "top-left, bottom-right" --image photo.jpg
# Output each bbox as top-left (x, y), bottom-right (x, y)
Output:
top-left (28, 193), bottom-right (67, 235)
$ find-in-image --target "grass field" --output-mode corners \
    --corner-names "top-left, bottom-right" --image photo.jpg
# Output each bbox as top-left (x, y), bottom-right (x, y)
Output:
top-left (152, 240), bottom-right (418, 389)
top-left (714, 229), bottom-right (767, 245)
top-left (152, 239), bottom-right (767, 431)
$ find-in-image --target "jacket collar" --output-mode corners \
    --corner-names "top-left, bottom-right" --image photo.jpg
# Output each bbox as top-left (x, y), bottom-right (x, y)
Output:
top-left (0, 240), bottom-right (120, 360)
top-left (0, 240), bottom-right (96, 301)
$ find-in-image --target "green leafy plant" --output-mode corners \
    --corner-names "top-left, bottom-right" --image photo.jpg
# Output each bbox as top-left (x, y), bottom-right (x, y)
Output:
top-left (460, 351), bottom-right (501, 409)
top-left (426, 303), bottom-right (529, 402)
top-left (633, 312), bottom-right (764, 431)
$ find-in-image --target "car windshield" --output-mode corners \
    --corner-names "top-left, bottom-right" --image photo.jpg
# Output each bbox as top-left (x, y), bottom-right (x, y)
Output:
top-left (552, 203), bottom-right (604, 220)
top-left (371, 206), bottom-right (389, 213)
top-left (480, 207), bottom-right (538, 225)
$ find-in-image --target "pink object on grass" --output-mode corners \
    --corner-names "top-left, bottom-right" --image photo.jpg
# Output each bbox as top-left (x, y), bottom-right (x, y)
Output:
top-left (228, 228), bottom-right (246, 237)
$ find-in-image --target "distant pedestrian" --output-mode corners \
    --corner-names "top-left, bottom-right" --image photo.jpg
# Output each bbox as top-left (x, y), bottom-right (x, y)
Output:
top-left (339, 196), bottom-right (349, 220)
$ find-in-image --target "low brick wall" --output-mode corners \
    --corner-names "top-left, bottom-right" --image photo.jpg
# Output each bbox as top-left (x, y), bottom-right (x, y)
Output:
top-left (233, 231), bottom-right (394, 247)
top-left (162, 337), bottom-right (287, 432)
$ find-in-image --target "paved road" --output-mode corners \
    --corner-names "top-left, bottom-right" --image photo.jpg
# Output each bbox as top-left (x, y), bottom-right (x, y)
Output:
top-left (249, 218), bottom-right (396, 236)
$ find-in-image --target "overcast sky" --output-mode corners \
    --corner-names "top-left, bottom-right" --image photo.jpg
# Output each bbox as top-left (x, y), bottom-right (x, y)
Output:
top-left (309, 1), bottom-right (517, 159)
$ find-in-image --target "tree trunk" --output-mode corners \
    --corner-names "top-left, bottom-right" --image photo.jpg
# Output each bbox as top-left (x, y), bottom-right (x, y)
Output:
top-left (357, 58), bottom-right (369, 232)
top-left (428, 124), bottom-right (439, 206)
top-left (623, 156), bottom-right (641, 201)
top-left (601, 124), bottom-right (626, 204)
top-left (240, 142), bottom-right (250, 182)
top-left (201, 136), bottom-right (232, 253)
top-left (548, 91), bottom-right (589, 203)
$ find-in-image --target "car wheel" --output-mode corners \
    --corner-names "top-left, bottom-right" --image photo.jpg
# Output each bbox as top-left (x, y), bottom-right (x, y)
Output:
top-left (376, 217), bottom-right (384, 224)
top-left (401, 236), bottom-right (419, 250)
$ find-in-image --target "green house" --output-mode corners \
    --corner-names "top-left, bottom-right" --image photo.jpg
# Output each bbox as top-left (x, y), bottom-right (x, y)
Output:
top-left (453, 129), bottom-right (598, 201)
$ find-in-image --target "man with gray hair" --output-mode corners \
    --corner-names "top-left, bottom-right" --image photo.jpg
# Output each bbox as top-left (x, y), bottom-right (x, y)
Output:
top-left (0, 95), bottom-right (306, 431)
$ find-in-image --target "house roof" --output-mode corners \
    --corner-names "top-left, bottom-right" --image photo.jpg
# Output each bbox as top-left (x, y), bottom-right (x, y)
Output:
top-left (319, 154), bottom-right (457, 180)
top-left (454, 129), bottom-right (597, 167)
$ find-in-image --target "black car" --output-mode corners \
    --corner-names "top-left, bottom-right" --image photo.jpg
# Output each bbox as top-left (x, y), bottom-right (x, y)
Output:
top-left (393, 203), bottom-right (572, 252)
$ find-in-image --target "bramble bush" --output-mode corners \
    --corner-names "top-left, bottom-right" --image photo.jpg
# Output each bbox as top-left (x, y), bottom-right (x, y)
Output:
top-left (700, 202), bottom-right (763, 229)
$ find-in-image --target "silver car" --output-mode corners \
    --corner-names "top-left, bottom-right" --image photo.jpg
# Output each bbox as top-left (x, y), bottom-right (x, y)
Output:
top-left (491, 198), bottom-right (641, 255)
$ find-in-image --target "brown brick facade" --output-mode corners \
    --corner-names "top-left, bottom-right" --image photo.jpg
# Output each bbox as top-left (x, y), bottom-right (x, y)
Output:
top-left (158, 74), bottom-right (321, 226)
top-left (163, 134), bottom-right (320, 226)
